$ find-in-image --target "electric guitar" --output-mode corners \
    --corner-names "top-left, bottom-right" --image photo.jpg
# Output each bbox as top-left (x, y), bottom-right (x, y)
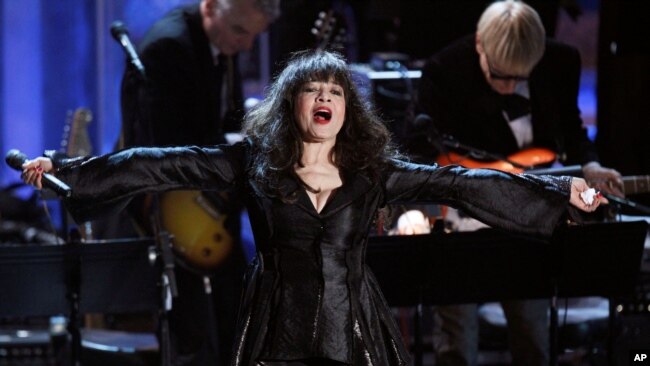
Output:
top-left (60, 107), bottom-right (94, 240)
top-left (436, 147), bottom-right (556, 174)
top-left (60, 108), bottom-right (93, 158)
top-left (159, 190), bottom-right (233, 271)
top-left (620, 175), bottom-right (650, 196)
top-left (311, 9), bottom-right (347, 52)
top-left (436, 146), bottom-right (650, 195)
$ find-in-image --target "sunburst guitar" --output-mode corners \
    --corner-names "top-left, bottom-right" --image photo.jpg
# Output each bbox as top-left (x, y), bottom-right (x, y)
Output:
top-left (159, 190), bottom-right (233, 271)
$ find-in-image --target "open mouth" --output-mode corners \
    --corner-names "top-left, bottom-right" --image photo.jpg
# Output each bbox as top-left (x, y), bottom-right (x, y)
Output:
top-left (313, 108), bottom-right (332, 123)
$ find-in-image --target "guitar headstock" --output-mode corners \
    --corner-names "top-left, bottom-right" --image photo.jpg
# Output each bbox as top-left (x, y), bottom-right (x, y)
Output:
top-left (60, 107), bottom-right (93, 157)
top-left (311, 9), bottom-right (347, 52)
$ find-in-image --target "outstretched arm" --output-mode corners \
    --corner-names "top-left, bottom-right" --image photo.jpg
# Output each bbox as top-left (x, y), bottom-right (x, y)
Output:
top-left (21, 143), bottom-right (249, 222)
top-left (383, 160), bottom-right (605, 237)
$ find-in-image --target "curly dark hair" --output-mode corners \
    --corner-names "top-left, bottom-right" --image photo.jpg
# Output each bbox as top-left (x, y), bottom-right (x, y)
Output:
top-left (243, 49), bottom-right (400, 201)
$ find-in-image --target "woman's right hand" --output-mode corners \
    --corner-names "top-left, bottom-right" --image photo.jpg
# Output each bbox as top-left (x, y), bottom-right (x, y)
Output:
top-left (569, 177), bottom-right (607, 212)
top-left (21, 157), bottom-right (54, 189)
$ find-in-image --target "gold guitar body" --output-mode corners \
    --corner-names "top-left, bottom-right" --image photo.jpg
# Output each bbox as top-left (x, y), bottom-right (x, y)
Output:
top-left (159, 190), bottom-right (233, 270)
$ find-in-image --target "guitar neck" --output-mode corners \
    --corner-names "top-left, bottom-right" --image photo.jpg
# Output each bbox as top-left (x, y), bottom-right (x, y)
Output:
top-left (623, 175), bottom-right (650, 195)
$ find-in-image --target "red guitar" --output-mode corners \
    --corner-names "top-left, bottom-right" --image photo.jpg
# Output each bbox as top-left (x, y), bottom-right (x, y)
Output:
top-left (436, 147), bottom-right (556, 174)
top-left (436, 147), bottom-right (650, 196)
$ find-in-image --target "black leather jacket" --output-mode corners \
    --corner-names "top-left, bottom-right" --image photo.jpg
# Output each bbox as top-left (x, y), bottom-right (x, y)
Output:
top-left (49, 141), bottom-right (571, 365)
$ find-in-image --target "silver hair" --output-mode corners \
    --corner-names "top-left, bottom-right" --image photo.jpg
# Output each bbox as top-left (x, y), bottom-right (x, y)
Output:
top-left (221, 0), bottom-right (281, 20)
top-left (252, 0), bottom-right (281, 20)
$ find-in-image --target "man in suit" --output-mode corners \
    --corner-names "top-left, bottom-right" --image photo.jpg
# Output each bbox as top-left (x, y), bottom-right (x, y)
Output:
top-left (119, 0), bottom-right (280, 365)
top-left (414, 1), bottom-right (623, 365)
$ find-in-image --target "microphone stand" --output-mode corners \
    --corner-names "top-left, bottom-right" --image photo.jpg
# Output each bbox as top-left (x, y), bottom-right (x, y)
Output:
top-left (148, 212), bottom-right (177, 366)
top-left (147, 199), bottom-right (177, 366)
top-left (64, 231), bottom-right (82, 366)
top-left (112, 20), bottom-right (151, 150)
top-left (602, 192), bottom-right (650, 215)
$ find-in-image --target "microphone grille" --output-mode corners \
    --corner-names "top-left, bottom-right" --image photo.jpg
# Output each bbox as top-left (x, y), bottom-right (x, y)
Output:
top-left (110, 20), bottom-right (128, 40)
top-left (5, 149), bottom-right (28, 170)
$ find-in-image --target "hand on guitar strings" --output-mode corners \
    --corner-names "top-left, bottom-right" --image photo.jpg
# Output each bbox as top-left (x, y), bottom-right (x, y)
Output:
top-left (582, 161), bottom-right (624, 197)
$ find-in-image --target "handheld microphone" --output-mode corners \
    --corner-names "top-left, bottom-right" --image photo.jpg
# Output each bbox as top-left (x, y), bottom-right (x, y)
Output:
top-left (110, 20), bottom-right (146, 79)
top-left (5, 149), bottom-right (72, 198)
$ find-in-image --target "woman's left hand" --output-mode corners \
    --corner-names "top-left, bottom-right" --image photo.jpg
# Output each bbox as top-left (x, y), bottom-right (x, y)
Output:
top-left (569, 177), bottom-right (608, 212)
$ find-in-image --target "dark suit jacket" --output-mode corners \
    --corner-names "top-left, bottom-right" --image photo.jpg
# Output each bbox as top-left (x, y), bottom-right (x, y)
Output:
top-left (50, 142), bottom-right (572, 365)
top-left (416, 35), bottom-right (598, 166)
top-left (117, 5), bottom-right (246, 365)
top-left (120, 4), bottom-right (244, 147)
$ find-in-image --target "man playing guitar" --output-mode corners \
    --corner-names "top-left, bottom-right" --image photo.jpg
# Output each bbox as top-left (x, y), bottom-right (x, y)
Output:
top-left (412, 1), bottom-right (623, 366)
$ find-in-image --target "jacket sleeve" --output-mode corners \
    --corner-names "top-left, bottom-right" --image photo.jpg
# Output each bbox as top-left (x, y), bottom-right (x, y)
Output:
top-left (382, 159), bottom-right (572, 237)
top-left (47, 143), bottom-right (248, 222)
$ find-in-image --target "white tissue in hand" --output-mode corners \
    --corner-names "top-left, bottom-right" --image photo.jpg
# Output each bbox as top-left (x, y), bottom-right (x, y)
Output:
top-left (580, 188), bottom-right (597, 205)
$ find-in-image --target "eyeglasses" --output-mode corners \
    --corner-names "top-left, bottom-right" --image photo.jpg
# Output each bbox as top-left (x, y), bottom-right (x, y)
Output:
top-left (485, 53), bottom-right (529, 82)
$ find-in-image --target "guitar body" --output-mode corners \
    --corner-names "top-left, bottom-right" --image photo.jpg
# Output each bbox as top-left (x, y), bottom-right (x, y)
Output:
top-left (436, 147), bottom-right (556, 174)
top-left (436, 147), bottom-right (557, 228)
top-left (159, 190), bottom-right (232, 270)
top-left (435, 146), bottom-right (650, 221)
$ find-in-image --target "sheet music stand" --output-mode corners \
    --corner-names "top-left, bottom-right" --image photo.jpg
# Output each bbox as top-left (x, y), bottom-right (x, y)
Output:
top-left (367, 221), bottom-right (647, 366)
top-left (0, 238), bottom-right (161, 365)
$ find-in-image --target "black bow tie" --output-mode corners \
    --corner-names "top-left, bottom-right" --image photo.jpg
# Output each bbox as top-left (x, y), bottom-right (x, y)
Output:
top-left (499, 94), bottom-right (530, 121)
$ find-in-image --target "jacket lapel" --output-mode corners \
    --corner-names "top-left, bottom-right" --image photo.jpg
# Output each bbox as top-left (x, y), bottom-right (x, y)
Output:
top-left (319, 171), bottom-right (375, 218)
top-left (275, 175), bottom-right (319, 217)
top-left (274, 171), bottom-right (376, 218)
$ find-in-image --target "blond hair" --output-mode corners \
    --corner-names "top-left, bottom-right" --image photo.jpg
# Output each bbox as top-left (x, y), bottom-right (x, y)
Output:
top-left (477, 0), bottom-right (545, 75)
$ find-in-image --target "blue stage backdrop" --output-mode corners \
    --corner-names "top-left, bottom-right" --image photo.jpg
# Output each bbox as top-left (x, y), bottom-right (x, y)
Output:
top-left (0, 0), bottom-right (195, 236)
top-left (0, 0), bottom-right (194, 187)
top-left (0, 0), bottom-right (256, 257)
